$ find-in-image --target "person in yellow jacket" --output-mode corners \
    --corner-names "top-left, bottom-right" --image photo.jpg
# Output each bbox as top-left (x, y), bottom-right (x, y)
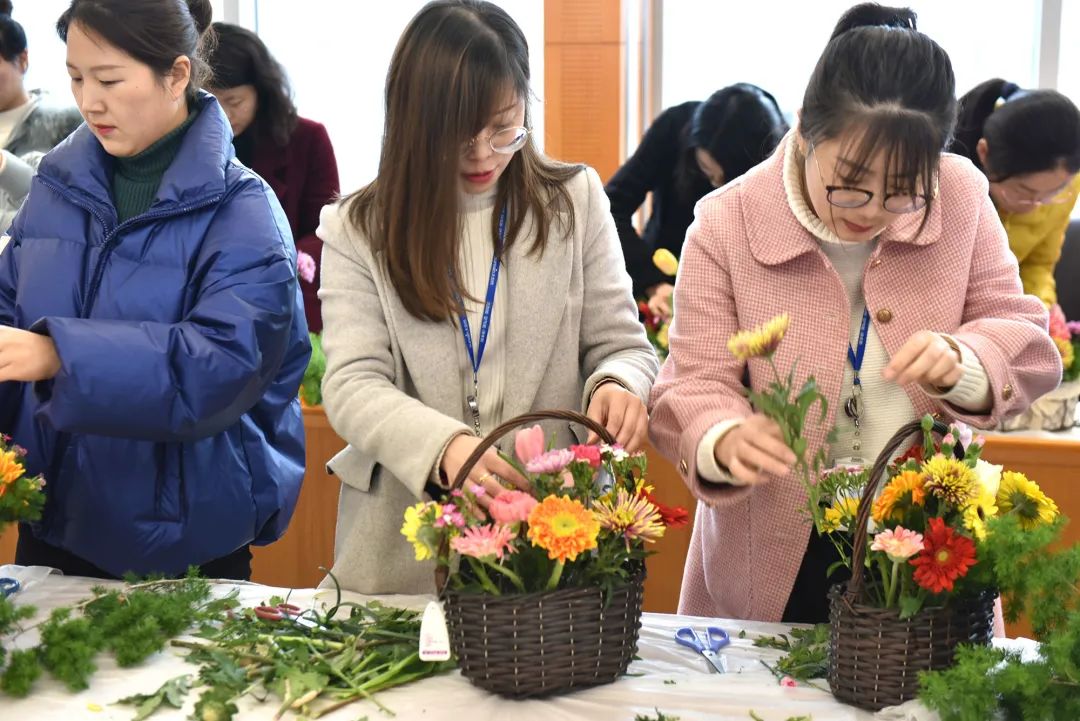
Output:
top-left (951, 79), bottom-right (1080, 306)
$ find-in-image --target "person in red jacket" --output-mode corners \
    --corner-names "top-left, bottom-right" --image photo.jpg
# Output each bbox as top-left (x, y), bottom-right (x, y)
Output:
top-left (207, 22), bottom-right (339, 333)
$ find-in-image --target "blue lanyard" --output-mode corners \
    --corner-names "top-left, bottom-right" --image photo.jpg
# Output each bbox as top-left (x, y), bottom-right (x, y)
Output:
top-left (454, 205), bottom-right (507, 434)
top-left (847, 308), bottom-right (871, 386)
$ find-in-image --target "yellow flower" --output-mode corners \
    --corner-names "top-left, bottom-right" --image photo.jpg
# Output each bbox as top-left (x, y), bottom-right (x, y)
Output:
top-left (872, 470), bottom-right (926, 523)
top-left (401, 501), bottom-right (441, 561)
top-left (923, 455), bottom-right (977, 508)
top-left (963, 487), bottom-right (998, 541)
top-left (997, 471), bottom-right (1058, 530)
top-left (821, 496), bottom-right (860, 533)
top-left (1054, 336), bottom-right (1075, 371)
top-left (727, 314), bottom-right (790, 361)
top-left (527, 496), bottom-right (600, 563)
top-left (655, 323), bottom-right (669, 350)
top-left (0, 449), bottom-right (24, 485)
top-left (593, 488), bottom-right (666, 545)
top-left (652, 248), bottom-right (679, 276)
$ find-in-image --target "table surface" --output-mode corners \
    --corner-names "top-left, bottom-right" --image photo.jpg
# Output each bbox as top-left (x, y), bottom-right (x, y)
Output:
top-left (0, 573), bottom-right (927, 721)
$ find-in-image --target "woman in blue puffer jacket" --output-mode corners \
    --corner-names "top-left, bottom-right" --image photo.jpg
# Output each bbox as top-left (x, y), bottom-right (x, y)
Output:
top-left (0, 0), bottom-right (310, 580)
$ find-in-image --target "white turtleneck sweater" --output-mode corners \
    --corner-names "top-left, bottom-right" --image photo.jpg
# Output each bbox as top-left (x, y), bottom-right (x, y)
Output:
top-left (697, 139), bottom-right (991, 482)
top-left (454, 185), bottom-right (508, 437)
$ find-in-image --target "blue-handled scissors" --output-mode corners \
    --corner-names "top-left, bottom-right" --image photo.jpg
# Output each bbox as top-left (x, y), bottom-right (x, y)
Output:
top-left (0, 577), bottom-right (20, 598)
top-left (674, 625), bottom-right (730, 673)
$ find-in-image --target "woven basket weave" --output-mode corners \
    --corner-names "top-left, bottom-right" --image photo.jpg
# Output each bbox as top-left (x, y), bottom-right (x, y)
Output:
top-left (827, 419), bottom-right (995, 711)
top-left (437, 410), bottom-right (645, 698)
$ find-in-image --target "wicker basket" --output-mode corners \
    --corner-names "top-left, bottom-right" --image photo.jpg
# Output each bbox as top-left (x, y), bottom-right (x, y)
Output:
top-left (437, 410), bottom-right (645, 698)
top-left (827, 419), bottom-right (996, 711)
top-left (997, 380), bottom-right (1080, 432)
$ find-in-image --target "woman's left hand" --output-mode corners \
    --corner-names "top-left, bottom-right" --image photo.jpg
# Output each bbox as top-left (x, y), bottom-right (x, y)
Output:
top-left (0, 327), bottom-right (61, 382)
top-left (883, 330), bottom-right (963, 390)
top-left (585, 381), bottom-right (649, 452)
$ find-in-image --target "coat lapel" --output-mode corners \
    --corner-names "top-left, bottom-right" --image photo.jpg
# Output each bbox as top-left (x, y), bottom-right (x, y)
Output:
top-left (501, 214), bottom-right (573, 421)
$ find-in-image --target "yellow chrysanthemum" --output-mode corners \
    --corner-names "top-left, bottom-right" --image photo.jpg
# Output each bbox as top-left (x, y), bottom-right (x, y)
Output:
top-left (0, 449), bottom-right (24, 486)
top-left (872, 470), bottom-right (926, 523)
top-left (593, 489), bottom-right (666, 545)
top-left (922, 455), bottom-right (977, 508)
top-left (821, 496), bottom-right (860, 533)
top-left (652, 248), bottom-right (679, 276)
top-left (1054, 336), bottom-right (1075, 371)
top-left (527, 496), bottom-right (600, 563)
top-left (400, 501), bottom-right (441, 561)
top-left (727, 314), bottom-right (790, 362)
top-left (997, 471), bottom-right (1058, 530)
top-left (963, 487), bottom-right (998, 541)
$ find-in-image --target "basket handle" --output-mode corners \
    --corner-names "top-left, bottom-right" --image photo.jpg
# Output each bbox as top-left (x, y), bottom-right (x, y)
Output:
top-left (845, 417), bottom-right (951, 601)
top-left (449, 409), bottom-right (617, 490)
top-left (435, 409), bottom-right (618, 593)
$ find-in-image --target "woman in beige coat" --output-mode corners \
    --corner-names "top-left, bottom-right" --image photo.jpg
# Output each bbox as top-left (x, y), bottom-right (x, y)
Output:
top-left (316, 0), bottom-right (658, 594)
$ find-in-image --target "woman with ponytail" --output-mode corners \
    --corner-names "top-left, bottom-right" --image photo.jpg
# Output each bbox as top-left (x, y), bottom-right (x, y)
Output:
top-left (0, 0), bottom-right (310, 580)
top-left (951, 79), bottom-right (1080, 306)
top-left (649, 3), bottom-right (1060, 623)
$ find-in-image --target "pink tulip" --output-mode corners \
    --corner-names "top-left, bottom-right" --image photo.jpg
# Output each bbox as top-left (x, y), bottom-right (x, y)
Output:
top-left (515, 424), bottom-right (546, 464)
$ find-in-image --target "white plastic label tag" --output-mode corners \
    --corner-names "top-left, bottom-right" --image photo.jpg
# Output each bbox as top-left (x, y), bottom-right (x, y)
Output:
top-left (418, 600), bottom-right (451, 662)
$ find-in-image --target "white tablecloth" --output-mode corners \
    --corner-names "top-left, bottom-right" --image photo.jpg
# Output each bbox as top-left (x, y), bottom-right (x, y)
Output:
top-left (0, 571), bottom-right (944, 721)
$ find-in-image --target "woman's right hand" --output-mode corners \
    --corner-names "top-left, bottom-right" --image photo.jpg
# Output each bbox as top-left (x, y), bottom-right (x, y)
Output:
top-left (439, 434), bottom-right (530, 509)
top-left (713, 413), bottom-right (796, 486)
top-left (646, 283), bottom-right (675, 321)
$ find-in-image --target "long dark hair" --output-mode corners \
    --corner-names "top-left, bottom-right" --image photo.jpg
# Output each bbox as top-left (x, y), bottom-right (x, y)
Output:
top-left (347, 0), bottom-right (580, 322)
top-left (56, 0), bottom-right (214, 104)
top-left (205, 22), bottom-right (298, 147)
top-left (677, 83), bottom-right (788, 197)
top-left (0, 1), bottom-right (27, 62)
top-left (800, 3), bottom-right (956, 232)
top-left (951, 79), bottom-right (1080, 181)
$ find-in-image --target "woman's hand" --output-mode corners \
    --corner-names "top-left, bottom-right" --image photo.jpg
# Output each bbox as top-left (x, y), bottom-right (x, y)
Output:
top-left (884, 331), bottom-right (963, 390)
top-left (0, 327), bottom-right (61, 382)
top-left (646, 283), bottom-right (675, 321)
top-left (585, 382), bottom-right (648, 452)
top-left (714, 413), bottom-right (796, 485)
top-left (439, 434), bottom-right (529, 509)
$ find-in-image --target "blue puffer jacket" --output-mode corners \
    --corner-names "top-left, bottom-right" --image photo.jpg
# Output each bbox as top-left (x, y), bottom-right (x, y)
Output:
top-left (0, 93), bottom-right (310, 576)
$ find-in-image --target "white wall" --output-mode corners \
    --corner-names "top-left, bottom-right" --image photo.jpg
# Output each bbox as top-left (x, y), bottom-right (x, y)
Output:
top-left (253, 0), bottom-right (545, 194)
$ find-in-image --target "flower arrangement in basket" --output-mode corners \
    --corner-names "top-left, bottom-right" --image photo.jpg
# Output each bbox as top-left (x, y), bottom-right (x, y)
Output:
top-left (639, 249), bottom-right (679, 360)
top-left (400, 410), bottom-right (687, 698)
top-left (726, 315), bottom-right (1064, 711)
top-left (999, 303), bottom-right (1080, 431)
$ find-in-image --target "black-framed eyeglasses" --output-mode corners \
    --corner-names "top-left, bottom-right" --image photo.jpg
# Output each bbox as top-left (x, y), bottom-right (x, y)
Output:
top-left (824, 186), bottom-right (929, 214)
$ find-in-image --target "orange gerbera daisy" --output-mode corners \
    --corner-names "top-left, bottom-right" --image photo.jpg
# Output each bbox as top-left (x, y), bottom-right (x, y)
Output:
top-left (0, 449), bottom-right (25, 486)
top-left (872, 470), bottom-right (926, 523)
top-left (527, 496), bottom-right (600, 563)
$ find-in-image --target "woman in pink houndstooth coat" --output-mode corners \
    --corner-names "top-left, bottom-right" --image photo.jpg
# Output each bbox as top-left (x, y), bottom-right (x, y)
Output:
top-left (648, 3), bottom-right (1062, 624)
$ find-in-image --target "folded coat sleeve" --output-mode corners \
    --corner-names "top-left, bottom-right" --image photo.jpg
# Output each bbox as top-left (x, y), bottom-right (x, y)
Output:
top-left (32, 182), bottom-right (305, 441)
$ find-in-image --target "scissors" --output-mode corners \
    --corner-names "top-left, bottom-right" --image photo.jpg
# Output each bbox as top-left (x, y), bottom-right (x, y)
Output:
top-left (253, 603), bottom-right (320, 629)
top-left (674, 626), bottom-right (730, 673)
top-left (0, 577), bottom-right (20, 598)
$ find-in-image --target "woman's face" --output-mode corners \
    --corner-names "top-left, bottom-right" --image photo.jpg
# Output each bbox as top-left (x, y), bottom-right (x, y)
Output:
top-left (66, 22), bottom-right (190, 158)
top-left (0, 50), bottom-right (28, 112)
top-left (458, 94), bottom-right (527, 195)
top-left (978, 138), bottom-right (1076, 215)
top-left (695, 148), bottom-right (725, 188)
top-left (209, 84), bottom-right (258, 137)
top-left (801, 129), bottom-right (930, 243)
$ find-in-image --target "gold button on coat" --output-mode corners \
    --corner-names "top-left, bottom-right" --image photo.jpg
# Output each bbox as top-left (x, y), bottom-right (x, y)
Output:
top-left (876, 308), bottom-right (893, 323)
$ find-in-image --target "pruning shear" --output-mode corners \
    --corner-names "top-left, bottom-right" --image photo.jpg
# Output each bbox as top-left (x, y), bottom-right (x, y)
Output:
top-left (0, 577), bottom-right (19, 598)
top-left (253, 603), bottom-right (320, 630)
top-left (674, 625), bottom-right (730, 673)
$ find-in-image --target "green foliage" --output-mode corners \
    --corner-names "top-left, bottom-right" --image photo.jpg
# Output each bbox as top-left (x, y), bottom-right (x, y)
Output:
top-left (753, 625), bottom-right (829, 683)
top-left (0, 649), bottom-right (41, 697)
top-left (919, 514), bottom-right (1080, 719)
top-left (300, 332), bottom-right (325, 406)
top-left (38, 607), bottom-right (101, 691)
top-left (116, 675), bottom-right (193, 721)
top-left (635, 710), bottom-right (680, 721)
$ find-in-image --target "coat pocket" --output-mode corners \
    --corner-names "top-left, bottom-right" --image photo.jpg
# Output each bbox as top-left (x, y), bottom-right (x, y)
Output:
top-left (326, 444), bottom-right (377, 493)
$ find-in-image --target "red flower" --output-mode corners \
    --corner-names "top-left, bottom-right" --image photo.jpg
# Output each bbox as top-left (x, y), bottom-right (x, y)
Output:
top-left (642, 489), bottom-right (689, 529)
top-left (909, 517), bottom-right (977, 594)
top-left (892, 442), bottom-right (925, 468)
top-left (570, 444), bottom-right (602, 468)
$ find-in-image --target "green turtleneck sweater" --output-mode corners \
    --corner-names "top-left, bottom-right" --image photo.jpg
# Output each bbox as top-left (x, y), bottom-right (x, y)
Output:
top-left (112, 109), bottom-right (199, 223)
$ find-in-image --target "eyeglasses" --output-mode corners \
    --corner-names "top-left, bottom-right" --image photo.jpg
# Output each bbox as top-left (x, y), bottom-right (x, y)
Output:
top-left (811, 144), bottom-right (930, 214)
top-left (463, 126), bottom-right (530, 155)
top-left (993, 183), bottom-right (1073, 208)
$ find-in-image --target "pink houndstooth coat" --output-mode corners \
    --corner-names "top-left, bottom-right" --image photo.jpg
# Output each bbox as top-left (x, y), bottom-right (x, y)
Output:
top-left (648, 136), bottom-right (1061, 622)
